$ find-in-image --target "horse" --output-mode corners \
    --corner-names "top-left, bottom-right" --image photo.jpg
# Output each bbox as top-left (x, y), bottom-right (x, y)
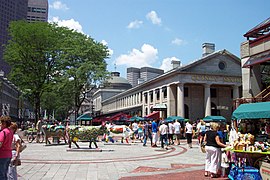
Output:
top-left (42, 124), bottom-right (67, 145)
top-left (67, 125), bottom-right (107, 149)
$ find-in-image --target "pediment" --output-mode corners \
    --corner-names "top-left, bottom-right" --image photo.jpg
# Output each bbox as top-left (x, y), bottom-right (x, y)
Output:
top-left (179, 50), bottom-right (241, 76)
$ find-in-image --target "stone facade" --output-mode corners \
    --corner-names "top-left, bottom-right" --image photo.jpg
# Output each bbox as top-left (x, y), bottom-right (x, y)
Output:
top-left (100, 49), bottom-right (242, 121)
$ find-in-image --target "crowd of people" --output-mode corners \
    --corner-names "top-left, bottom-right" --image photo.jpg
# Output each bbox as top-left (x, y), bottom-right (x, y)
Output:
top-left (0, 115), bottom-right (230, 179)
top-left (127, 118), bottom-right (199, 149)
top-left (128, 118), bottom-right (230, 178)
top-left (0, 116), bottom-right (22, 180)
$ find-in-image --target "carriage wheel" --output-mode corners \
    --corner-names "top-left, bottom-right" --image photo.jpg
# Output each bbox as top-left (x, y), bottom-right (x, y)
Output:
top-left (38, 134), bottom-right (44, 143)
top-left (27, 134), bottom-right (34, 143)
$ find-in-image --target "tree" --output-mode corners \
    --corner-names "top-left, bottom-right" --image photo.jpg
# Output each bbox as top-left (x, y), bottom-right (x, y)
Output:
top-left (58, 30), bottom-right (109, 120)
top-left (4, 21), bottom-right (64, 122)
top-left (4, 20), bottom-right (109, 123)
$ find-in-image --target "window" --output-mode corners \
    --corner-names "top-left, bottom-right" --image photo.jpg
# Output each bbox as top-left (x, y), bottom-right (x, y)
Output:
top-left (156, 89), bottom-right (160, 100)
top-left (210, 88), bottom-right (217, 98)
top-left (150, 91), bottom-right (153, 102)
top-left (184, 87), bottom-right (188, 97)
top-left (218, 61), bottom-right (226, 70)
top-left (163, 87), bottom-right (167, 98)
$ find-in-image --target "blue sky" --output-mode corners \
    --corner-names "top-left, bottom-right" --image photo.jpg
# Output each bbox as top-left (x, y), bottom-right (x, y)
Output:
top-left (48, 0), bottom-right (270, 78)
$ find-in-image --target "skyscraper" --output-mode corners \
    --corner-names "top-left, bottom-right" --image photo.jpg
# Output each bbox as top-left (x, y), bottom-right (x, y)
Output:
top-left (27, 0), bottom-right (48, 22)
top-left (0, 0), bottom-right (28, 75)
top-left (127, 67), bottom-right (164, 87)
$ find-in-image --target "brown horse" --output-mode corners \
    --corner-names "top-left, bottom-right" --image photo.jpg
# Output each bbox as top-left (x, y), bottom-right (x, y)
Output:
top-left (42, 125), bottom-right (67, 144)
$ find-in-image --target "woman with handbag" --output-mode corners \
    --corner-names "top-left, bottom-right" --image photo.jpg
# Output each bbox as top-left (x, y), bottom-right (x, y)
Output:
top-left (204, 122), bottom-right (227, 178)
top-left (8, 122), bottom-right (22, 180)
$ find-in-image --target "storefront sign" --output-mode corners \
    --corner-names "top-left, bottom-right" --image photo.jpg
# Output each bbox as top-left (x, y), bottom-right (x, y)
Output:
top-left (191, 75), bottom-right (241, 83)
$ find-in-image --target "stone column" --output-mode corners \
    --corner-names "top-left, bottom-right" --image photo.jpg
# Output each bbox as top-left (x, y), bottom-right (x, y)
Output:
top-left (177, 83), bottom-right (184, 117)
top-left (142, 93), bottom-right (146, 116)
top-left (204, 84), bottom-right (211, 117)
top-left (233, 85), bottom-right (239, 99)
top-left (160, 88), bottom-right (163, 103)
top-left (153, 89), bottom-right (157, 106)
top-left (167, 85), bottom-right (171, 117)
top-left (147, 91), bottom-right (151, 114)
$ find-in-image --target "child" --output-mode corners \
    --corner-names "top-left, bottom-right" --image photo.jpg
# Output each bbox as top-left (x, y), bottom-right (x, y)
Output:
top-left (221, 149), bottom-right (230, 177)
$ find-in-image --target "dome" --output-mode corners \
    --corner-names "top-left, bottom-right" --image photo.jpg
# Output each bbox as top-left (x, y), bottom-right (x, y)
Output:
top-left (108, 76), bottom-right (130, 84)
top-left (105, 72), bottom-right (132, 89)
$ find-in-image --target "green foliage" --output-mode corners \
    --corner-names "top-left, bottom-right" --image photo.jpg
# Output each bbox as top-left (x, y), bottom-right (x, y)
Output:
top-left (4, 20), bottom-right (109, 121)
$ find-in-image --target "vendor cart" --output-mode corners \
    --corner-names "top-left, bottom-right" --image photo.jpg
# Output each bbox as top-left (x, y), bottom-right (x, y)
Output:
top-left (228, 102), bottom-right (270, 177)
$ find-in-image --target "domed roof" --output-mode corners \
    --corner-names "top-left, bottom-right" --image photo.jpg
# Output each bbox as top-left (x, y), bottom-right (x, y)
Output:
top-left (105, 72), bottom-right (132, 89)
top-left (108, 76), bottom-right (130, 84)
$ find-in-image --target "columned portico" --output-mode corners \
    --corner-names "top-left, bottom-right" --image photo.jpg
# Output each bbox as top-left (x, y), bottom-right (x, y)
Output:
top-left (204, 84), bottom-right (211, 117)
top-left (177, 83), bottom-right (184, 117)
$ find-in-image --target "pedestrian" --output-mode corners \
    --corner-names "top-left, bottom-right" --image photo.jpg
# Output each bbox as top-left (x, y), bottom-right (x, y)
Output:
top-left (143, 121), bottom-right (152, 146)
top-left (8, 122), bottom-right (22, 180)
top-left (173, 119), bottom-right (181, 145)
top-left (204, 122), bottom-right (227, 178)
top-left (168, 121), bottom-right (174, 145)
top-left (137, 121), bottom-right (144, 142)
top-left (159, 121), bottom-right (168, 149)
top-left (197, 120), bottom-right (206, 145)
top-left (151, 119), bottom-right (158, 147)
top-left (35, 119), bottom-right (43, 143)
top-left (0, 116), bottom-right (13, 180)
top-left (185, 120), bottom-right (193, 148)
top-left (132, 121), bottom-right (138, 139)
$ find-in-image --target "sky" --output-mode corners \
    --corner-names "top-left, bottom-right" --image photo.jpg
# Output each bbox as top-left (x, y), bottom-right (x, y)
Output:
top-left (48, 0), bottom-right (270, 78)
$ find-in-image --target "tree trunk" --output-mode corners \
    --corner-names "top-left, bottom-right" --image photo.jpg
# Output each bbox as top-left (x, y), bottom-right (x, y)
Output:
top-left (34, 94), bottom-right (41, 124)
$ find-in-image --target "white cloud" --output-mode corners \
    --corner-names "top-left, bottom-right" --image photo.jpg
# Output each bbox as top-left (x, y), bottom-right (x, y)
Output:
top-left (115, 44), bottom-right (158, 68)
top-left (101, 40), bottom-right (114, 56)
top-left (172, 38), bottom-right (184, 46)
top-left (50, 17), bottom-right (83, 33)
top-left (49, 1), bottom-right (69, 10)
top-left (127, 20), bottom-right (143, 29)
top-left (146, 11), bottom-right (162, 25)
top-left (159, 57), bottom-right (181, 72)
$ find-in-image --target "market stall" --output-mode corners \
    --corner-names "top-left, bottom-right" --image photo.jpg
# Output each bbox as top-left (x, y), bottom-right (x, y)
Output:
top-left (227, 102), bottom-right (270, 179)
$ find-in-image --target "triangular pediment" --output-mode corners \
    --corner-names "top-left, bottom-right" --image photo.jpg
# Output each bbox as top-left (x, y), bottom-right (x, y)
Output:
top-left (179, 50), bottom-right (241, 76)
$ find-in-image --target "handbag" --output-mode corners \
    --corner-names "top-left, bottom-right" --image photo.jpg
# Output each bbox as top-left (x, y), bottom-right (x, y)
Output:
top-left (13, 159), bottom-right (21, 166)
top-left (201, 143), bottom-right (206, 153)
top-left (19, 144), bottom-right (27, 152)
top-left (19, 136), bottom-right (27, 152)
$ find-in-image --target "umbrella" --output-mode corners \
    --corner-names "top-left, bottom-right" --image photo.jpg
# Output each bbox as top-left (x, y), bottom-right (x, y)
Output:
top-left (165, 116), bottom-right (185, 122)
top-left (130, 116), bottom-right (145, 121)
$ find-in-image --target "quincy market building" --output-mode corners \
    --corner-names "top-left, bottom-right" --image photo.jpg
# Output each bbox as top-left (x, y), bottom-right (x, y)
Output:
top-left (98, 44), bottom-right (242, 121)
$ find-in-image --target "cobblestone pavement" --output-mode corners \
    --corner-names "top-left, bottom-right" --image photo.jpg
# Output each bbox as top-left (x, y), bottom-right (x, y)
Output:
top-left (17, 139), bottom-right (228, 180)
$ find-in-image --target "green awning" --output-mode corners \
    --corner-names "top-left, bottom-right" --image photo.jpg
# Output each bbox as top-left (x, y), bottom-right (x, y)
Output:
top-left (76, 114), bottom-right (93, 121)
top-left (130, 116), bottom-right (145, 121)
top-left (232, 102), bottom-right (270, 120)
top-left (203, 116), bottom-right (226, 122)
top-left (165, 116), bottom-right (185, 122)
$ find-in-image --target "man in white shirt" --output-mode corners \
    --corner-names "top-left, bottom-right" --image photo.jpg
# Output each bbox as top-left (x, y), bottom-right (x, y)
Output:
top-left (132, 122), bottom-right (138, 139)
top-left (185, 121), bottom-right (193, 148)
top-left (173, 120), bottom-right (181, 145)
top-left (159, 121), bottom-right (168, 149)
top-left (168, 122), bottom-right (174, 145)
